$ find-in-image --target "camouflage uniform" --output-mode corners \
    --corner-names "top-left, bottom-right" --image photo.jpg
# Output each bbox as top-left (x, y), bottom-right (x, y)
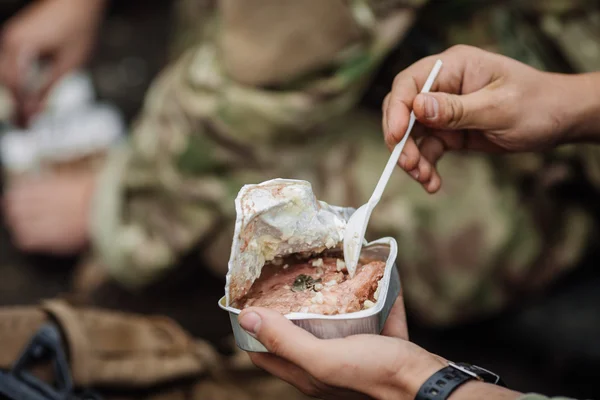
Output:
top-left (85, 0), bottom-right (600, 392)
top-left (89, 0), bottom-right (600, 327)
top-left (85, 0), bottom-right (426, 399)
top-left (89, 0), bottom-right (422, 291)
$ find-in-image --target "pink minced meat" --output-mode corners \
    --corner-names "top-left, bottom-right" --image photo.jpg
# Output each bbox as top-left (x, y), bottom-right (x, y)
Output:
top-left (233, 257), bottom-right (385, 315)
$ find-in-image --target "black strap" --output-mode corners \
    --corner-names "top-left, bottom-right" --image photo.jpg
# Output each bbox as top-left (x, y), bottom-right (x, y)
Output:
top-left (0, 323), bottom-right (101, 400)
top-left (415, 366), bottom-right (473, 400)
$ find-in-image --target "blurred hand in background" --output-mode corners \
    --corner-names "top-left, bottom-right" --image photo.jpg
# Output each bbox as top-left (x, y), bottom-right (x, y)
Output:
top-left (2, 172), bottom-right (95, 255)
top-left (0, 0), bottom-right (107, 126)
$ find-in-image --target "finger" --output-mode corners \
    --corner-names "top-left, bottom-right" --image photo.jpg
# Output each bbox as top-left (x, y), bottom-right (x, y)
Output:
top-left (385, 51), bottom-right (470, 147)
top-left (385, 46), bottom-right (501, 146)
top-left (0, 46), bottom-right (28, 97)
top-left (21, 95), bottom-right (45, 124)
top-left (0, 51), bottom-right (17, 97)
top-left (385, 124), bottom-right (425, 174)
top-left (381, 292), bottom-right (408, 339)
top-left (34, 61), bottom-right (67, 106)
top-left (410, 123), bottom-right (428, 143)
top-left (409, 153), bottom-right (435, 185)
top-left (424, 169), bottom-right (442, 194)
top-left (385, 56), bottom-right (443, 147)
top-left (412, 89), bottom-right (506, 132)
top-left (0, 53), bottom-right (27, 126)
top-left (36, 47), bottom-right (87, 104)
top-left (239, 307), bottom-right (324, 372)
top-left (399, 136), bottom-right (421, 172)
top-left (382, 92), bottom-right (390, 138)
top-left (419, 135), bottom-right (447, 167)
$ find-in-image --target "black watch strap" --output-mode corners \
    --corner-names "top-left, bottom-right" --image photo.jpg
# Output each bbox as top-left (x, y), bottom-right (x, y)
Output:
top-left (415, 366), bottom-right (473, 400)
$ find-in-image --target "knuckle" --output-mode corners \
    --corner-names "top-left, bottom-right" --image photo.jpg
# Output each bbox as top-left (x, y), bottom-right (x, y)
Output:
top-left (391, 72), bottom-right (404, 89)
top-left (420, 161), bottom-right (432, 182)
top-left (265, 335), bottom-right (284, 356)
top-left (382, 93), bottom-right (391, 112)
top-left (446, 44), bottom-right (473, 56)
top-left (498, 87), bottom-right (520, 121)
top-left (404, 151), bottom-right (419, 171)
top-left (445, 96), bottom-right (465, 128)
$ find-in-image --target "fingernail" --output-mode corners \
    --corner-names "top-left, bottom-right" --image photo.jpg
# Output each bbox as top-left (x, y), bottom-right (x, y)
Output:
top-left (239, 312), bottom-right (262, 335)
top-left (424, 95), bottom-right (439, 120)
top-left (410, 169), bottom-right (420, 180)
top-left (399, 154), bottom-right (407, 168)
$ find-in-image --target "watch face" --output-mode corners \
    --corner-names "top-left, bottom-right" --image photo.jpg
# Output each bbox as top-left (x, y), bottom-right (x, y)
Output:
top-left (449, 362), bottom-right (502, 385)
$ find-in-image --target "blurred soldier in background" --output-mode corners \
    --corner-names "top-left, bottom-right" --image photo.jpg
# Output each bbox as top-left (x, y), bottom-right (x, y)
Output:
top-left (0, 0), bottom-right (599, 397)
top-left (2, 0), bottom-right (600, 327)
top-left (0, 0), bottom-right (422, 398)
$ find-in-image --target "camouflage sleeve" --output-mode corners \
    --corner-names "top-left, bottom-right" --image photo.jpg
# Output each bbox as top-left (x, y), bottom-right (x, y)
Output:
top-left (88, 0), bottom-right (422, 288)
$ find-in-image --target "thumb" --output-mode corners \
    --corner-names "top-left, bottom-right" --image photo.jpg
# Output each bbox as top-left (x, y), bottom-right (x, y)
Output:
top-left (239, 307), bottom-right (323, 369)
top-left (413, 91), bottom-right (497, 131)
top-left (31, 56), bottom-right (73, 108)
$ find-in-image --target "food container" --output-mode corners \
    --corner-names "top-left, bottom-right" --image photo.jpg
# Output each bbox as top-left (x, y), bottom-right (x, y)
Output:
top-left (218, 236), bottom-right (400, 353)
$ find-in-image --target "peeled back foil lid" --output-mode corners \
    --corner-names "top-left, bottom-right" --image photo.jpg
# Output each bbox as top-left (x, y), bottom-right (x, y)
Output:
top-left (225, 179), bottom-right (355, 306)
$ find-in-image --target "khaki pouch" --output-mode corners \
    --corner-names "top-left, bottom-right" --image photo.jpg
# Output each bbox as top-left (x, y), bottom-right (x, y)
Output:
top-left (0, 300), bottom-right (247, 400)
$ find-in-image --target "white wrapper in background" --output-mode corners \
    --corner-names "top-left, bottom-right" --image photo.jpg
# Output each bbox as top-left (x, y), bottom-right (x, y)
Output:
top-left (1, 70), bottom-right (125, 173)
top-left (225, 179), bottom-right (355, 306)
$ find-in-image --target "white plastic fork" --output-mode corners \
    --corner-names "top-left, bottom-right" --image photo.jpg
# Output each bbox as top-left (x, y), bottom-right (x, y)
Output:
top-left (343, 59), bottom-right (443, 277)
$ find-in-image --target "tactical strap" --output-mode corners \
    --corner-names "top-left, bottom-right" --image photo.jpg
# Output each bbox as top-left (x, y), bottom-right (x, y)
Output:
top-left (0, 323), bottom-right (100, 400)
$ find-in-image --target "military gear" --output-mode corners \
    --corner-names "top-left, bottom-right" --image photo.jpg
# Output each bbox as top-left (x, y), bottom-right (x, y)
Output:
top-left (0, 299), bottom-right (249, 400)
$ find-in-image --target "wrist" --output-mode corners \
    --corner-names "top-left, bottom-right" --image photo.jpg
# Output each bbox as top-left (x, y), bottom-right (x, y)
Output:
top-left (393, 355), bottom-right (523, 400)
top-left (392, 346), bottom-right (447, 399)
top-left (449, 381), bottom-right (521, 400)
top-left (553, 71), bottom-right (600, 144)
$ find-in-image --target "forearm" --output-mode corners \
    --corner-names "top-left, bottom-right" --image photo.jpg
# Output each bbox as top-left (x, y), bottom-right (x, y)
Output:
top-left (554, 72), bottom-right (600, 144)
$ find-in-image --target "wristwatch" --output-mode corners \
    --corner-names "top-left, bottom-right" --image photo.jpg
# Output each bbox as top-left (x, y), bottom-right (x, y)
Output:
top-left (415, 361), bottom-right (505, 400)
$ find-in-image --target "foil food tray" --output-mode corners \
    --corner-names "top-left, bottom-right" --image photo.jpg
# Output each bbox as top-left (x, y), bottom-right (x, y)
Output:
top-left (218, 237), bottom-right (400, 353)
